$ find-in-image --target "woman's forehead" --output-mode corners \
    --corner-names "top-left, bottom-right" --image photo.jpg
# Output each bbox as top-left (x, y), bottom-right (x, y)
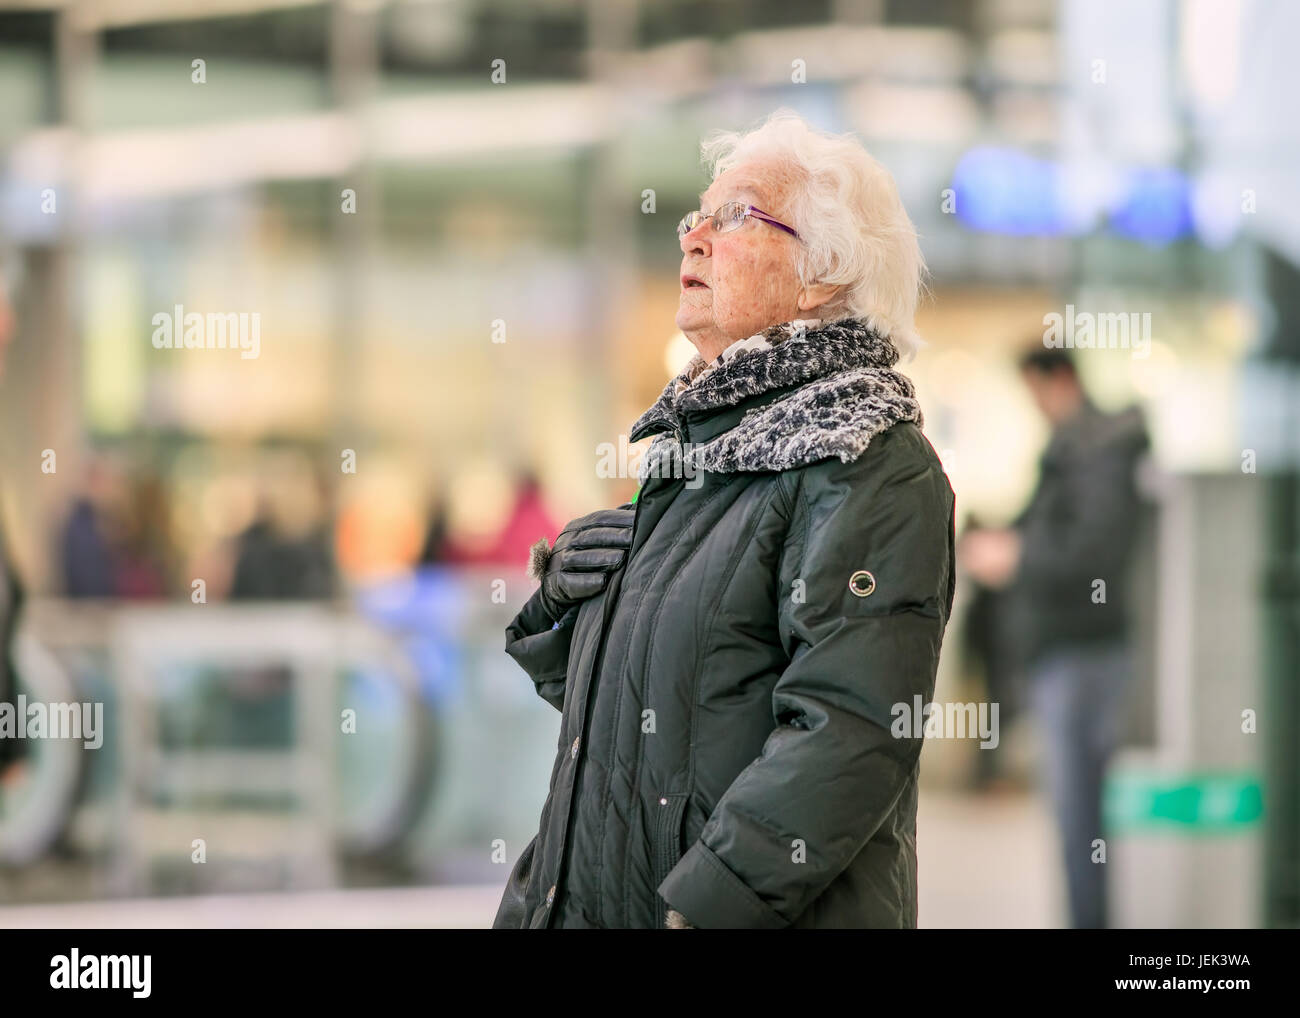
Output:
top-left (701, 171), bottom-right (770, 210)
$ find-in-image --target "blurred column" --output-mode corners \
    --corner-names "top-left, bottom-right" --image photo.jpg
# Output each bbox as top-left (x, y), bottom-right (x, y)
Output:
top-left (579, 0), bottom-right (637, 474)
top-left (34, 3), bottom-right (98, 584)
top-left (326, 0), bottom-right (380, 587)
top-left (329, 0), bottom-right (381, 461)
top-left (1258, 248), bottom-right (1300, 927)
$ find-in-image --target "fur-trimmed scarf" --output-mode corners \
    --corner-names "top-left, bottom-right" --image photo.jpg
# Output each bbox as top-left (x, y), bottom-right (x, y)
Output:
top-left (629, 317), bottom-right (923, 483)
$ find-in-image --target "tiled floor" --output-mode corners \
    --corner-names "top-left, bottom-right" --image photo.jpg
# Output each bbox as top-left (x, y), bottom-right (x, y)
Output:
top-left (918, 788), bottom-right (1061, 928)
top-left (0, 789), bottom-right (1061, 928)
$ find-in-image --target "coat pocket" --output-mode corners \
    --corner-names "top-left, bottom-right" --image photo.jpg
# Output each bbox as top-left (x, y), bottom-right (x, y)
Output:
top-left (492, 832), bottom-right (539, 929)
top-left (652, 793), bottom-right (690, 928)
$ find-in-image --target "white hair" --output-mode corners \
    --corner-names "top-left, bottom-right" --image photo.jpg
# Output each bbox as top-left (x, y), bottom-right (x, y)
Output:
top-left (699, 108), bottom-right (927, 359)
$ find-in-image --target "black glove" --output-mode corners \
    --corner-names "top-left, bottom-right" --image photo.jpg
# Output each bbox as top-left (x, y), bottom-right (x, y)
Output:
top-left (528, 507), bottom-right (635, 622)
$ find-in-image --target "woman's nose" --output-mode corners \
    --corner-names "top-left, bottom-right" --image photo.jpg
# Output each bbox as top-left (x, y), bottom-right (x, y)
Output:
top-left (680, 226), bottom-right (710, 258)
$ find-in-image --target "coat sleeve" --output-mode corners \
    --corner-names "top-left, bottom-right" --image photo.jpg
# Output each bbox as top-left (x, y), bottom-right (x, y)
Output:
top-left (504, 585), bottom-right (579, 712)
top-left (658, 433), bottom-right (955, 928)
top-left (504, 500), bottom-right (633, 712)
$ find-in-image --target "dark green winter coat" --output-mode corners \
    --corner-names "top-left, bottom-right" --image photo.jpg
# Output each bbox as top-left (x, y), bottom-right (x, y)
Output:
top-left (494, 318), bottom-right (956, 929)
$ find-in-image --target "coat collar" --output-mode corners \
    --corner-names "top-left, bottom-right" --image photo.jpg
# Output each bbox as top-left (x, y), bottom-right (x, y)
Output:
top-left (629, 317), bottom-right (924, 480)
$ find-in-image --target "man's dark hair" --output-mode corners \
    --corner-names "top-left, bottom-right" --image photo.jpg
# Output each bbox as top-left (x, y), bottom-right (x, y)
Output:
top-left (1017, 345), bottom-right (1078, 379)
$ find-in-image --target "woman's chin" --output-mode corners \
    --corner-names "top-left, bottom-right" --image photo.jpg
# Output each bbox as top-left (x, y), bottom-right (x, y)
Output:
top-left (675, 307), bottom-right (709, 333)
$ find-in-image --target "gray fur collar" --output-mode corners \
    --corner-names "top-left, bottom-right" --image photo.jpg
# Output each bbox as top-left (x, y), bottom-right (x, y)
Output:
top-left (629, 317), bottom-right (923, 480)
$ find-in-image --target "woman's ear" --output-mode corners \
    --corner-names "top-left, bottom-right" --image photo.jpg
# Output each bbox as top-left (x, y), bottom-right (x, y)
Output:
top-left (797, 282), bottom-right (840, 313)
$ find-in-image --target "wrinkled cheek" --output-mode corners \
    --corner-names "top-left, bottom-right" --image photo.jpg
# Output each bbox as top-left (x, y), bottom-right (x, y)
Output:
top-left (709, 266), bottom-right (746, 321)
top-left (711, 285), bottom-right (745, 330)
top-left (715, 273), bottom-right (780, 329)
top-left (756, 252), bottom-right (796, 298)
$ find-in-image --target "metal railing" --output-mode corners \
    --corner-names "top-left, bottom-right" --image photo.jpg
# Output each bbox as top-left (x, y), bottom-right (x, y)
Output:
top-left (2, 599), bottom-right (431, 894)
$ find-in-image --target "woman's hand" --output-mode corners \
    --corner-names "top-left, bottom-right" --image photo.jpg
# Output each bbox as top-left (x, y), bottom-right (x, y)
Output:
top-left (530, 507), bottom-right (635, 622)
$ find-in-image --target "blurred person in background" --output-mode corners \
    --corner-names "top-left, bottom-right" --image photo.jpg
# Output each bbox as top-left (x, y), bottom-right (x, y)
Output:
top-left (961, 345), bottom-right (1150, 928)
top-left (419, 469), bottom-right (561, 567)
top-left (468, 468), bottom-right (560, 566)
top-left (230, 456), bottom-right (336, 600)
top-left (0, 265), bottom-right (27, 794)
top-left (59, 456), bottom-right (117, 598)
top-left (958, 510), bottom-right (1023, 793)
top-left (494, 110), bottom-right (956, 929)
top-left (59, 460), bottom-right (173, 599)
top-left (112, 473), bottom-right (171, 599)
top-left (417, 490), bottom-right (454, 566)
top-left (231, 504), bottom-right (335, 599)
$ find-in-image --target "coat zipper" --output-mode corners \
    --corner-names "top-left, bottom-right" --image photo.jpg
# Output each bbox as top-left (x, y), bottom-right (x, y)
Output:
top-left (548, 429), bottom-right (667, 927)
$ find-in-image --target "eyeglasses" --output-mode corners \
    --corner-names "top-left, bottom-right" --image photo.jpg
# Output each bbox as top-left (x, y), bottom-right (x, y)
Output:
top-left (676, 201), bottom-right (801, 241)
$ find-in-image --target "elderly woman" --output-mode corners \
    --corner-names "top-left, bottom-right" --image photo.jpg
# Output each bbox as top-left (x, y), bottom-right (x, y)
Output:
top-left (494, 110), bottom-right (955, 929)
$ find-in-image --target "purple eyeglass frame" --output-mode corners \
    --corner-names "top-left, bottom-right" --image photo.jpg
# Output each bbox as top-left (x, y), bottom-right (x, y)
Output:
top-left (677, 201), bottom-right (801, 241)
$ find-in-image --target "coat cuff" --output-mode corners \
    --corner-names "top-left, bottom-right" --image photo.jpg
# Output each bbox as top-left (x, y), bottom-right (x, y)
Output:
top-left (658, 840), bottom-right (789, 929)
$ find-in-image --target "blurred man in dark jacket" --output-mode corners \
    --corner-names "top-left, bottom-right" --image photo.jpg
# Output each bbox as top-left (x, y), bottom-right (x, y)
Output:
top-left (962, 347), bottom-right (1150, 928)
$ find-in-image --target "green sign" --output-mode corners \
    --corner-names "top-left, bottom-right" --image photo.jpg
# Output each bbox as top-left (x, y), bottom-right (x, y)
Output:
top-left (1104, 771), bottom-right (1262, 832)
